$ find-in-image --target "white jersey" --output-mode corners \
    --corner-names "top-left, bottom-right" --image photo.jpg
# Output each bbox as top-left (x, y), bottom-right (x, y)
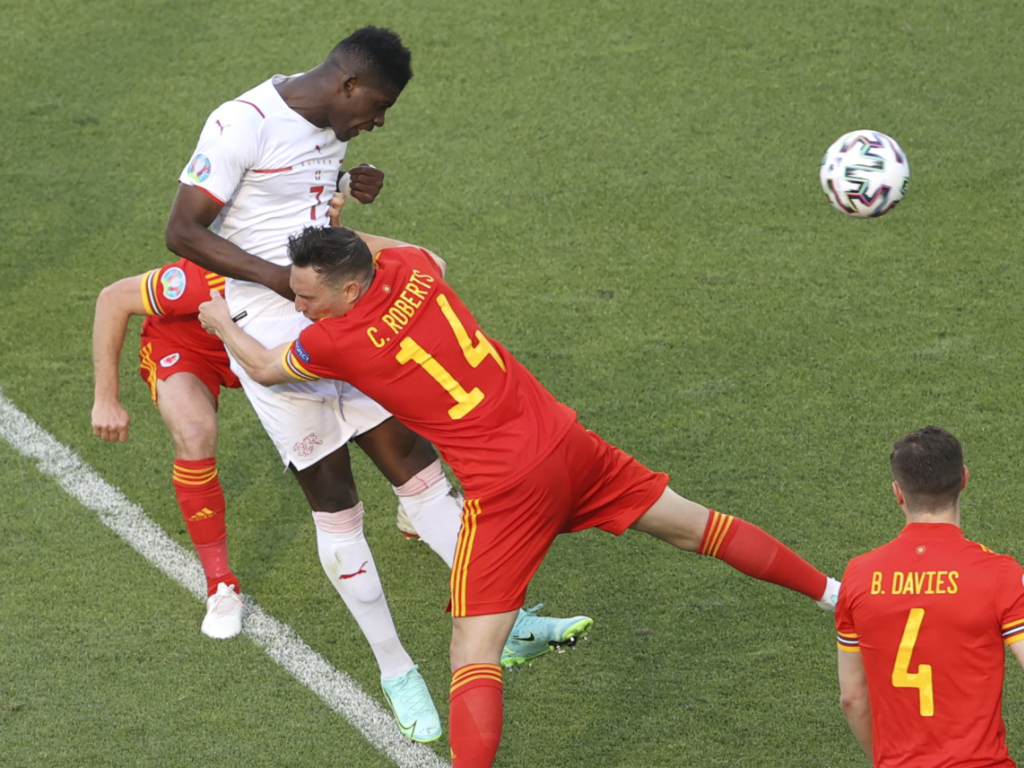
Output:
top-left (178, 75), bottom-right (346, 320)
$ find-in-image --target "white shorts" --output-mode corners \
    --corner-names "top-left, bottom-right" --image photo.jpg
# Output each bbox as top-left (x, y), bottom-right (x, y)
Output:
top-left (229, 301), bottom-right (391, 470)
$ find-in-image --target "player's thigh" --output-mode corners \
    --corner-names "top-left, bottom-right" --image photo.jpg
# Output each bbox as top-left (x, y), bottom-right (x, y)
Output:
top-left (354, 417), bottom-right (438, 486)
top-left (289, 444), bottom-right (360, 512)
top-left (155, 373), bottom-right (219, 459)
top-left (629, 486), bottom-right (710, 552)
top-left (453, 461), bottom-right (571, 618)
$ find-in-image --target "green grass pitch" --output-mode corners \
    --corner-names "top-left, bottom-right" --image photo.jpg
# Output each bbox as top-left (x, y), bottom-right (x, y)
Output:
top-left (3, 0), bottom-right (1024, 765)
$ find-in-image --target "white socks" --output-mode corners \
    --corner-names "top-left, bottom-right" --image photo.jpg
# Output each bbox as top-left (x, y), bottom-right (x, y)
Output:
top-left (312, 503), bottom-right (414, 679)
top-left (393, 460), bottom-right (463, 569)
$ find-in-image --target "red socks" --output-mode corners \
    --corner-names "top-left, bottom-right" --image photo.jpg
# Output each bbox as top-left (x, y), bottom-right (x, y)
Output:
top-left (450, 664), bottom-right (503, 767)
top-left (173, 458), bottom-right (238, 597)
top-left (698, 510), bottom-right (826, 599)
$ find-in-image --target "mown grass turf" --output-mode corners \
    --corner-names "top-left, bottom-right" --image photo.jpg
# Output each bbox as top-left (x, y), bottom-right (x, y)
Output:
top-left (3, 0), bottom-right (1024, 765)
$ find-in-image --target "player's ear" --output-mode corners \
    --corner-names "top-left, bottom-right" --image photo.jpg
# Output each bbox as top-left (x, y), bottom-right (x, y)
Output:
top-left (340, 74), bottom-right (359, 97)
top-left (961, 466), bottom-right (969, 490)
top-left (892, 481), bottom-right (905, 506)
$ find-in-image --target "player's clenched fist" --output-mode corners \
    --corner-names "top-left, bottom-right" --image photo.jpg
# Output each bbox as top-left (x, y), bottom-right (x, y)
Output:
top-left (345, 163), bottom-right (384, 204)
top-left (92, 400), bottom-right (130, 442)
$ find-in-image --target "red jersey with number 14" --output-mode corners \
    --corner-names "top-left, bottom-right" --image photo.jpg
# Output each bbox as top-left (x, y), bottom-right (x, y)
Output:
top-left (836, 523), bottom-right (1024, 768)
top-left (283, 246), bottom-right (577, 496)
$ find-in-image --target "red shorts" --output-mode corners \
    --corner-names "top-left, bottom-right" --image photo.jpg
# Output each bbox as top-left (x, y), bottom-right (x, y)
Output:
top-left (138, 336), bottom-right (240, 405)
top-left (450, 420), bottom-right (670, 617)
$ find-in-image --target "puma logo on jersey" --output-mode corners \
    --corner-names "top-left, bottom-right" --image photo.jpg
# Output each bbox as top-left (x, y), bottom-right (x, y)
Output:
top-left (339, 562), bottom-right (368, 580)
top-left (188, 507), bottom-right (217, 521)
top-left (216, 120), bottom-right (230, 134)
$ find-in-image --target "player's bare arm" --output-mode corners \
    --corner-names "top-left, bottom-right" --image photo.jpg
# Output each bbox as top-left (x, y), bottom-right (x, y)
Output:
top-left (1011, 641), bottom-right (1024, 674)
top-left (198, 291), bottom-right (293, 386)
top-left (92, 274), bottom-right (147, 442)
top-left (837, 649), bottom-right (873, 758)
top-left (326, 199), bottom-right (448, 278)
top-left (166, 185), bottom-right (294, 299)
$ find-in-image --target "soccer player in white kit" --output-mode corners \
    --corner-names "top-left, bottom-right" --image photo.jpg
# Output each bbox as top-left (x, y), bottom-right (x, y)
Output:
top-left (165, 27), bottom-right (592, 742)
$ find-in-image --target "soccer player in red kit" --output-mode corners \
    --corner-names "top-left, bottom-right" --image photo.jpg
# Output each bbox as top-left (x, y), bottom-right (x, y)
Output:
top-left (836, 426), bottom-right (1024, 767)
top-left (198, 225), bottom-right (842, 767)
top-left (92, 259), bottom-right (245, 638)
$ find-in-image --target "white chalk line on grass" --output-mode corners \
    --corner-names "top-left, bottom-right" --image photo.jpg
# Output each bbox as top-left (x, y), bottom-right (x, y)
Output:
top-left (0, 388), bottom-right (449, 768)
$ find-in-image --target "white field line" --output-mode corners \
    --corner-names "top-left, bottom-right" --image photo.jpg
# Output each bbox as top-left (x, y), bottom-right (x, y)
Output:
top-left (0, 388), bottom-right (449, 768)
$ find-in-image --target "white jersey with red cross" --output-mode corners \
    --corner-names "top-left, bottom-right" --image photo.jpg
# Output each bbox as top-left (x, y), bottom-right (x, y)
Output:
top-left (178, 75), bottom-right (347, 319)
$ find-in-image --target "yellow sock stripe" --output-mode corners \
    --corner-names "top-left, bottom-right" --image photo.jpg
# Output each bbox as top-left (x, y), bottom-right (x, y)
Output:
top-left (705, 512), bottom-right (735, 558)
top-left (451, 663), bottom-right (500, 683)
top-left (172, 467), bottom-right (218, 485)
top-left (697, 510), bottom-right (725, 555)
top-left (450, 664), bottom-right (502, 693)
top-left (450, 672), bottom-right (503, 694)
top-left (172, 464), bottom-right (218, 477)
top-left (139, 343), bottom-right (159, 404)
top-left (451, 499), bottom-right (481, 617)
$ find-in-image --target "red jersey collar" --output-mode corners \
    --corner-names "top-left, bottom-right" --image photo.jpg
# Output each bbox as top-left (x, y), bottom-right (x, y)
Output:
top-left (898, 522), bottom-right (963, 539)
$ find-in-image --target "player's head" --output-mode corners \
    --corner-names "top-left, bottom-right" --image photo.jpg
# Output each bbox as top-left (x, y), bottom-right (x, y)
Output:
top-left (889, 426), bottom-right (967, 515)
top-left (324, 27), bottom-right (412, 141)
top-left (288, 226), bottom-right (374, 320)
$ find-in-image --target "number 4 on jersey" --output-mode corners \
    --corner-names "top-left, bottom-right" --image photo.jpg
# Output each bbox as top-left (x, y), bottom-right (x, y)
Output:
top-left (892, 608), bottom-right (934, 716)
top-left (395, 294), bottom-right (506, 420)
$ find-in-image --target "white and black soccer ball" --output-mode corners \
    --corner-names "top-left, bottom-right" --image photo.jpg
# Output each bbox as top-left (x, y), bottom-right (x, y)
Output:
top-left (820, 130), bottom-right (910, 217)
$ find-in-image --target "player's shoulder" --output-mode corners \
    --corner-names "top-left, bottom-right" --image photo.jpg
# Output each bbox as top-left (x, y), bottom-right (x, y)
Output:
top-left (376, 245), bottom-right (443, 278)
top-left (847, 537), bottom-right (899, 569)
top-left (963, 537), bottom-right (1024, 572)
top-left (206, 77), bottom-right (287, 127)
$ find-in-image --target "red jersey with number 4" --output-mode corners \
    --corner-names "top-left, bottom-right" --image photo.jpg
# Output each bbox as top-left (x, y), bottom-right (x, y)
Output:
top-left (284, 246), bottom-right (577, 496)
top-left (835, 523), bottom-right (1024, 768)
top-left (140, 259), bottom-right (226, 351)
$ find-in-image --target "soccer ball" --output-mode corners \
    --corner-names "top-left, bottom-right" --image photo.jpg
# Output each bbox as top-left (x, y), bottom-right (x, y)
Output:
top-left (819, 130), bottom-right (910, 217)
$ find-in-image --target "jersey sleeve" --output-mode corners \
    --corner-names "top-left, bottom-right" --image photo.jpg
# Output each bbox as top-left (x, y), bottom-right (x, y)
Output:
top-left (141, 260), bottom-right (226, 316)
top-left (178, 100), bottom-right (261, 206)
top-left (282, 322), bottom-right (346, 383)
top-left (995, 556), bottom-right (1024, 646)
top-left (835, 562), bottom-right (861, 653)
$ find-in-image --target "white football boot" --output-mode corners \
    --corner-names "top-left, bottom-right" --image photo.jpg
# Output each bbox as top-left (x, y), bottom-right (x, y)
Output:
top-left (201, 582), bottom-right (244, 639)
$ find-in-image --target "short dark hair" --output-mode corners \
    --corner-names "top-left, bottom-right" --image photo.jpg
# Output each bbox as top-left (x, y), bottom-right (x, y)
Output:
top-left (329, 26), bottom-right (412, 93)
top-left (890, 426), bottom-right (964, 507)
top-left (288, 226), bottom-right (373, 287)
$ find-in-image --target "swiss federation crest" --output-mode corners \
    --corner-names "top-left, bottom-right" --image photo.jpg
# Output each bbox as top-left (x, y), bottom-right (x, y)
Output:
top-left (161, 266), bottom-right (187, 300)
top-left (188, 153), bottom-right (212, 183)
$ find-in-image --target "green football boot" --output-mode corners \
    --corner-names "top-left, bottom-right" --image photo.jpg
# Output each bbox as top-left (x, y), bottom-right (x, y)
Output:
top-left (501, 603), bottom-right (593, 669)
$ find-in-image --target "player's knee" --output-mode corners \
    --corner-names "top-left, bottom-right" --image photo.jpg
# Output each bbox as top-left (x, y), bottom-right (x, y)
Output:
top-left (170, 420), bottom-right (217, 459)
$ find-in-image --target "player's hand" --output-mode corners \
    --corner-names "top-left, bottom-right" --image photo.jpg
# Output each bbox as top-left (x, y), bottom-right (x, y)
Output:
top-left (328, 191), bottom-right (345, 227)
top-left (198, 290), bottom-right (232, 337)
top-left (92, 400), bottom-right (130, 443)
top-left (347, 163), bottom-right (384, 204)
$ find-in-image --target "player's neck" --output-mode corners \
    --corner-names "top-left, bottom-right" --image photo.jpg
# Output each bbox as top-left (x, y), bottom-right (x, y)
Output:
top-left (901, 503), bottom-right (961, 528)
top-left (275, 66), bottom-right (333, 127)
